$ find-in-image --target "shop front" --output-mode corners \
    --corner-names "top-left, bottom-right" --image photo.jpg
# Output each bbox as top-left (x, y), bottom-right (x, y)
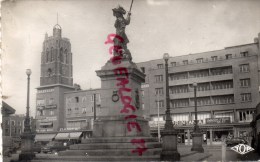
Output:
top-left (149, 117), bottom-right (252, 145)
top-left (34, 133), bottom-right (57, 145)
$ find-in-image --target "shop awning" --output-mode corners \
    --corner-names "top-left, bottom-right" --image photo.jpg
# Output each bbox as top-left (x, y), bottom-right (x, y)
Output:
top-left (69, 132), bottom-right (82, 139)
top-left (214, 110), bottom-right (234, 114)
top-left (55, 132), bottom-right (70, 140)
top-left (39, 122), bottom-right (53, 126)
top-left (35, 133), bottom-right (56, 142)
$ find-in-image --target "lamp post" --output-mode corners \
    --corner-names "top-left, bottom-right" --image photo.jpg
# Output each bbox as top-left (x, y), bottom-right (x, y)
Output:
top-left (191, 82), bottom-right (204, 152)
top-left (156, 94), bottom-right (161, 142)
top-left (193, 83), bottom-right (199, 132)
top-left (19, 69), bottom-right (35, 161)
top-left (160, 53), bottom-right (180, 161)
top-left (93, 93), bottom-right (96, 120)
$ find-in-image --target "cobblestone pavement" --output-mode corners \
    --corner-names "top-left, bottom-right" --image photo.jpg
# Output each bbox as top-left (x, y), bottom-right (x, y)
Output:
top-left (4, 145), bottom-right (260, 162)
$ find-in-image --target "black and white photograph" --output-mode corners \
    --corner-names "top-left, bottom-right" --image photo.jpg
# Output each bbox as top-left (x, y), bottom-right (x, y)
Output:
top-left (1, 0), bottom-right (260, 161)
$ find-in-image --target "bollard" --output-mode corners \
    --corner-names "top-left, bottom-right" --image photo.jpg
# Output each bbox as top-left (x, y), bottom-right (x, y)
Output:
top-left (222, 140), bottom-right (226, 162)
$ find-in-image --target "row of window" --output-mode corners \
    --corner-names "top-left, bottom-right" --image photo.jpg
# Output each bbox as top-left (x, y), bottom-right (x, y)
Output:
top-left (156, 79), bottom-right (249, 95)
top-left (66, 120), bottom-right (88, 129)
top-left (45, 48), bottom-right (69, 64)
top-left (67, 105), bottom-right (103, 115)
top-left (154, 52), bottom-right (249, 69)
top-left (155, 64), bottom-right (250, 82)
top-left (155, 93), bottom-right (251, 108)
top-left (67, 107), bottom-right (88, 114)
top-left (151, 110), bottom-right (253, 123)
top-left (66, 94), bottom-right (101, 104)
top-left (4, 128), bottom-right (22, 135)
top-left (37, 110), bottom-right (54, 116)
top-left (4, 120), bottom-right (23, 126)
top-left (168, 67), bottom-right (233, 81)
top-left (37, 98), bottom-right (54, 106)
top-left (168, 81), bottom-right (235, 94)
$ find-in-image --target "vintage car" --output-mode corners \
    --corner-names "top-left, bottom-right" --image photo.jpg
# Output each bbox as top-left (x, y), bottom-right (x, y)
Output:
top-left (33, 143), bottom-right (42, 153)
top-left (226, 137), bottom-right (248, 147)
top-left (41, 141), bottom-right (69, 154)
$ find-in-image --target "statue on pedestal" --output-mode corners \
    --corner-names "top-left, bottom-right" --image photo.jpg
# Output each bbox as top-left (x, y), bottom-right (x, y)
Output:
top-left (112, 5), bottom-right (132, 61)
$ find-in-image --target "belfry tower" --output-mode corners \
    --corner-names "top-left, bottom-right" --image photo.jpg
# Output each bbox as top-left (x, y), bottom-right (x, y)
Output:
top-left (40, 24), bottom-right (73, 86)
top-left (35, 24), bottom-right (74, 132)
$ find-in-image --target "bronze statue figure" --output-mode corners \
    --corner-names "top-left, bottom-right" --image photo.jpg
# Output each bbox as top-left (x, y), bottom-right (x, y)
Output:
top-left (112, 5), bottom-right (132, 61)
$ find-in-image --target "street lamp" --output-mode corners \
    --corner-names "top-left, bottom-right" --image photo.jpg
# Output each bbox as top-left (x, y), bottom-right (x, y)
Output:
top-left (191, 82), bottom-right (204, 152)
top-left (19, 69), bottom-right (35, 161)
top-left (156, 94), bottom-right (161, 142)
top-left (93, 93), bottom-right (96, 120)
top-left (160, 53), bottom-right (180, 161)
top-left (193, 82), bottom-right (199, 132)
top-left (163, 53), bottom-right (173, 130)
top-left (25, 69), bottom-right (31, 132)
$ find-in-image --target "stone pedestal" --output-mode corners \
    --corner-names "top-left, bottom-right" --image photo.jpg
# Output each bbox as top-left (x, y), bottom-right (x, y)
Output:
top-left (94, 59), bottom-right (150, 137)
top-left (19, 133), bottom-right (35, 161)
top-left (191, 132), bottom-right (204, 153)
top-left (93, 117), bottom-right (150, 137)
top-left (160, 130), bottom-right (180, 161)
top-left (56, 59), bottom-right (161, 160)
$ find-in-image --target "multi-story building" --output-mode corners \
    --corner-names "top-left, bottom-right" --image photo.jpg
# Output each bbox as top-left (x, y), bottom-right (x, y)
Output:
top-left (61, 89), bottom-right (102, 137)
top-left (3, 114), bottom-right (36, 137)
top-left (35, 24), bottom-right (74, 132)
top-left (137, 33), bottom-right (260, 145)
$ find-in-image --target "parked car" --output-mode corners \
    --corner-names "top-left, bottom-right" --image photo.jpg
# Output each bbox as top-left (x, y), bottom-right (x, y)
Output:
top-left (226, 137), bottom-right (248, 147)
top-left (33, 143), bottom-right (42, 153)
top-left (41, 141), bottom-right (69, 154)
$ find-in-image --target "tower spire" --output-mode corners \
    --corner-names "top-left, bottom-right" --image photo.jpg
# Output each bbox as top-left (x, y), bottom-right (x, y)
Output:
top-left (57, 13), bottom-right (59, 25)
top-left (53, 13), bottom-right (61, 37)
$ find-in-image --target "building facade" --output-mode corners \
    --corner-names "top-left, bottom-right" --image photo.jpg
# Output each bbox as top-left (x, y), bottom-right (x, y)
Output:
top-left (35, 24), bottom-right (75, 132)
top-left (62, 89), bottom-right (101, 136)
top-left (3, 114), bottom-right (36, 137)
top-left (137, 33), bottom-right (260, 144)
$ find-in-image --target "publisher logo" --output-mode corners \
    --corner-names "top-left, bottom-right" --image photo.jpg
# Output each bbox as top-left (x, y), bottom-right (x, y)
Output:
top-left (230, 144), bottom-right (254, 155)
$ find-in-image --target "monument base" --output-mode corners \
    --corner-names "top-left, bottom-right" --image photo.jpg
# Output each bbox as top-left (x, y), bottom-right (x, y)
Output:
top-left (93, 117), bottom-right (150, 137)
top-left (19, 132), bottom-right (35, 161)
top-left (191, 132), bottom-right (204, 153)
top-left (19, 152), bottom-right (36, 161)
top-left (58, 137), bottom-right (161, 157)
top-left (160, 129), bottom-right (180, 161)
top-left (56, 118), bottom-right (161, 160)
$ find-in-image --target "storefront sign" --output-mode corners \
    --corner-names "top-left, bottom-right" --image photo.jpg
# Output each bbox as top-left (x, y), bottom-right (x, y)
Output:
top-left (45, 105), bottom-right (57, 109)
top-left (59, 127), bottom-right (80, 131)
top-left (149, 119), bottom-right (204, 128)
top-left (173, 120), bottom-right (204, 126)
top-left (149, 121), bottom-right (165, 128)
top-left (205, 117), bottom-right (230, 124)
top-left (37, 106), bottom-right (45, 110)
top-left (37, 89), bottom-right (54, 93)
top-left (36, 128), bottom-right (53, 132)
top-left (38, 116), bottom-right (57, 122)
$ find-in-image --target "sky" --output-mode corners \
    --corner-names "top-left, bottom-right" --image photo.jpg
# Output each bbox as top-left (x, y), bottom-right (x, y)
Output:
top-left (2, 0), bottom-right (260, 116)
